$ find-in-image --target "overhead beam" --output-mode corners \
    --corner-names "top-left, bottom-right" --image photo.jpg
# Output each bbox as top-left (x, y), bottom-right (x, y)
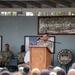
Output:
top-left (0, 1), bottom-right (12, 8)
top-left (7, 1), bottom-right (27, 8)
top-left (23, 1), bottom-right (41, 8)
top-left (69, 0), bottom-right (75, 2)
top-left (38, 1), bottom-right (56, 7)
top-left (1, 0), bottom-right (49, 1)
top-left (49, 0), bottom-right (71, 7)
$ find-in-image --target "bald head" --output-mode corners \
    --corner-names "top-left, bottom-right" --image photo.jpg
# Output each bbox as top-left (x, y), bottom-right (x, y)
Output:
top-left (68, 69), bottom-right (75, 75)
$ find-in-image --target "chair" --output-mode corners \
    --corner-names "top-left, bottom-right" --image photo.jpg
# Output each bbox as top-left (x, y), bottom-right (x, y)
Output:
top-left (8, 57), bottom-right (18, 72)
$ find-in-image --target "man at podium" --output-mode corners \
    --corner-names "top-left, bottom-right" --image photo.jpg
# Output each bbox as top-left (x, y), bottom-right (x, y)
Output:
top-left (37, 33), bottom-right (52, 51)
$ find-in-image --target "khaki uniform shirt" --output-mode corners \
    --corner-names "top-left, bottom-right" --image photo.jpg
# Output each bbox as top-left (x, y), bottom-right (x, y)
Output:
top-left (37, 39), bottom-right (52, 51)
top-left (2, 50), bottom-right (13, 66)
top-left (0, 51), bottom-right (3, 63)
top-left (16, 52), bottom-right (25, 63)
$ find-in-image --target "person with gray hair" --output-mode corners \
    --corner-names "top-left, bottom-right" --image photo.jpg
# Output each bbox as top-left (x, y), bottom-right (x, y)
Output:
top-left (67, 69), bottom-right (75, 75)
top-left (47, 65), bottom-right (54, 73)
top-left (53, 66), bottom-right (61, 73)
top-left (69, 62), bottom-right (75, 69)
top-left (0, 67), bottom-right (11, 75)
top-left (50, 72), bottom-right (57, 75)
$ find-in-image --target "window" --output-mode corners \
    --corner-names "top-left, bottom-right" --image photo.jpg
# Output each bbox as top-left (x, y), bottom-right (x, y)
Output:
top-left (26, 12), bottom-right (34, 16)
top-left (1, 12), bottom-right (17, 16)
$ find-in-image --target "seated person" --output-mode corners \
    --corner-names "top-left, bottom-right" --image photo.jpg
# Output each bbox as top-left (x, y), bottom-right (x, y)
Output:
top-left (16, 45), bottom-right (26, 64)
top-left (0, 51), bottom-right (3, 66)
top-left (2, 43), bottom-right (13, 67)
top-left (24, 43), bottom-right (33, 65)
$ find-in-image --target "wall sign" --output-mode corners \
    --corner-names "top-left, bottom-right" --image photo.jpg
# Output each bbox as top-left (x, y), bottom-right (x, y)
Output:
top-left (38, 16), bottom-right (75, 35)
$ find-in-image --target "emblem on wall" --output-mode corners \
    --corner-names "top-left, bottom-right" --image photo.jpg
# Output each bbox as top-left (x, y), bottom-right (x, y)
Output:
top-left (58, 49), bottom-right (72, 65)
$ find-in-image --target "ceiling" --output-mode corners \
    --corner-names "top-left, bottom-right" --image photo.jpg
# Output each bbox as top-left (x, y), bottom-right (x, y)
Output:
top-left (0, 0), bottom-right (75, 8)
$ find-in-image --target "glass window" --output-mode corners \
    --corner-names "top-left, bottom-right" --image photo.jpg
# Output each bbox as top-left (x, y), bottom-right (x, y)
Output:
top-left (12, 12), bottom-right (17, 16)
top-left (26, 12), bottom-right (34, 16)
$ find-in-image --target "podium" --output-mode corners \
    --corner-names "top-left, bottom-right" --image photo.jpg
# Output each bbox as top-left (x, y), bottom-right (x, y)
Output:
top-left (29, 45), bottom-right (52, 70)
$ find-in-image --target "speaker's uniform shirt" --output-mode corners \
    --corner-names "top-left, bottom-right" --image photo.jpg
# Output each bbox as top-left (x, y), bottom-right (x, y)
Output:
top-left (37, 39), bottom-right (52, 51)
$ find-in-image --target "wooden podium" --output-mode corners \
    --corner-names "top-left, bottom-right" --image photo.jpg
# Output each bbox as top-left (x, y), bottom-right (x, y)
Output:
top-left (29, 45), bottom-right (52, 70)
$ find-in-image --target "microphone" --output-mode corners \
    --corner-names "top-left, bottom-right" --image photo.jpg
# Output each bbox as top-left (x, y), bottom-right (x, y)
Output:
top-left (37, 37), bottom-right (41, 41)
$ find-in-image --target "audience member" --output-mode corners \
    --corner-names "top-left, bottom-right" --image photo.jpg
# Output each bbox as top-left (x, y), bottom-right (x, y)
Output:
top-left (40, 70), bottom-right (49, 75)
top-left (23, 65), bottom-right (31, 75)
top-left (57, 69), bottom-right (66, 75)
top-left (47, 65), bottom-right (54, 73)
top-left (53, 66), bottom-right (61, 73)
top-left (18, 67), bottom-right (24, 72)
top-left (50, 72), bottom-right (57, 75)
top-left (32, 68), bottom-right (40, 75)
top-left (69, 62), bottom-right (75, 69)
top-left (67, 69), bottom-right (75, 75)
top-left (1, 67), bottom-right (8, 72)
top-left (1, 67), bottom-right (10, 75)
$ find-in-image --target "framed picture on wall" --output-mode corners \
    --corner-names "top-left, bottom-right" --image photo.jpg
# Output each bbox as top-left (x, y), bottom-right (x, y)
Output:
top-left (24, 36), bottom-right (55, 54)
top-left (38, 16), bottom-right (75, 35)
top-left (0, 36), bottom-right (2, 51)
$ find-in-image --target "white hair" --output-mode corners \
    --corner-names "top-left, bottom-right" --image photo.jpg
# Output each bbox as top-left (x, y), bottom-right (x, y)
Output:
top-left (53, 66), bottom-right (61, 73)
top-left (1, 71), bottom-right (10, 75)
top-left (50, 72), bottom-right (57, 75)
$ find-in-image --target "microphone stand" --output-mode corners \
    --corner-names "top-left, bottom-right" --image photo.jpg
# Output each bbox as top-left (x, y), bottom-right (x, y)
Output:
top-left (48, 40), bottom-right (61, 66)
top-left (48, 40), bottom-right (61, 44)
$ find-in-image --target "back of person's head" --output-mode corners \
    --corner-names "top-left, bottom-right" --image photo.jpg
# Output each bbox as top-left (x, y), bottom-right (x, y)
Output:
top-left (32, 68), bottom-right (40, 75)
top-left (23, 65), bottom-right (30, 74)
top-left (22, 72), bottom-right (26, 75)
top-left (69, 63), bottom-right (75, 70)
top-left (21, 45), bottom-right (25, 52)
top-left (53, 66), bottom-right (61, 73)
top-left (1, 71), bottom-right (10, 75)
top-left (47, 65), bottom-right (54, 72)
top-left (67, 69), bottom-right (75, 75)
top-left (1, 67), bottom-right (10, 75)
top-left (57, 69), bottom-right (66, 75)
top-left (72, 63), bottom-right (75, 67)
top-left (40, 70), bottom-right (49, 75)
top-left (50, 72), bottom-right (57, 75)
top-left (1, 67), bottom-right (8, 72)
